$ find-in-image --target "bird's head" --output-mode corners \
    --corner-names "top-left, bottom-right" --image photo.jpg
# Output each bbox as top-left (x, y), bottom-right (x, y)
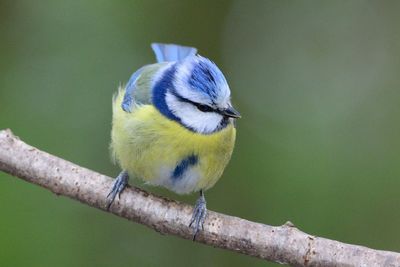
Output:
top-left (161, 56), bottom-right (240, 134)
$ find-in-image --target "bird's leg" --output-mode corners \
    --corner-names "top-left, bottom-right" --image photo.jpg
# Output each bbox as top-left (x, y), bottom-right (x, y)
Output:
top-left (106, 170), bottom-right (129, 210)
top-left (189, 190), bottom-right (207, 240)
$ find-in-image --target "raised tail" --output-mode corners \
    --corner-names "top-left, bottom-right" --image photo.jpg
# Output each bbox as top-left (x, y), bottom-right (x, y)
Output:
top-left (151, 43), bottom-right (197, 63)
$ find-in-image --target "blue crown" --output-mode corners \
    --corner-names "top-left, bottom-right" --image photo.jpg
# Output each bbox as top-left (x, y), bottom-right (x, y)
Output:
top-left (187, 57), bottom-right (228, 104)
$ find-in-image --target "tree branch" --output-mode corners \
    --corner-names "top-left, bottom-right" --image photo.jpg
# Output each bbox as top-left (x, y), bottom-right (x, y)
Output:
top-left (0, 128), bottom-right (399, 267)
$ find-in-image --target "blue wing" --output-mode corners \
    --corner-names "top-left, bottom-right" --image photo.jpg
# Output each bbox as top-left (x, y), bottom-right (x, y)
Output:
top-left (151, 43), bottom-right (197, 63)
top-left (122, 66), bottom-right (145, 112)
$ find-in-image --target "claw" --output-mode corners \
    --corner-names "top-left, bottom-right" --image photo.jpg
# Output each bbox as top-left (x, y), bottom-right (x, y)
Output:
top-left (189, 190), bottom-right (207, 240)
top-left (106, 171), bottom-right (129, 210)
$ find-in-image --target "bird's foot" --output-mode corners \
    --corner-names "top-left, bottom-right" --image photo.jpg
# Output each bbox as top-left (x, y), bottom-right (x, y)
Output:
top-left (189, 190), bottom-right (207, 240)
top-left (106, 171), bottom-right (129, 210)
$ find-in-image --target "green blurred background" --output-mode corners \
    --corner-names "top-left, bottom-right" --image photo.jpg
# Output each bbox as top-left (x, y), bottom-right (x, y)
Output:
top-left (1, 1), bottom-right (400, 266)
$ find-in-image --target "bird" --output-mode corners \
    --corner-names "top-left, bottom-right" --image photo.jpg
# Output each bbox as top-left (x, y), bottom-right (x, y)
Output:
top-left (106, 43), bottom-right (240, 239)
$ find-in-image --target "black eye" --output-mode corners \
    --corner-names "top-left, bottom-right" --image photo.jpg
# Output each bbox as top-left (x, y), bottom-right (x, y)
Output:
top-left (196, 104), bottom-right (214, 112)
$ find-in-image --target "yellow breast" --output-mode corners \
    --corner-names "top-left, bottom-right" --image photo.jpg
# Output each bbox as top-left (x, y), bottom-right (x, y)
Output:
top-left (110, 89), bottom-right (236, 194)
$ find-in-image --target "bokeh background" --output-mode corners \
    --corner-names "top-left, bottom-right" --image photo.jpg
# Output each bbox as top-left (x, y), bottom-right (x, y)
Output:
top-left (1, 1), bottom-right (400, 266)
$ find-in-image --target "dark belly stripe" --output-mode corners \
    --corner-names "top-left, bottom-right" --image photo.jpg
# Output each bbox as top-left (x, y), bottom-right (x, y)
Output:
top-left (172, 155), bottom-right (198, 180)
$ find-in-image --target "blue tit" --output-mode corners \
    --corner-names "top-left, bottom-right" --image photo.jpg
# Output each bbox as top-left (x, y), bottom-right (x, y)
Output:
top-left (106, 43), bottom-right (240, 239)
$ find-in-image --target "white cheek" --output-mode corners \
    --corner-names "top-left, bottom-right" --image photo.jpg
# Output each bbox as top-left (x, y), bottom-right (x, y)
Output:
top-left (166, 92), bottom-right (223, 134)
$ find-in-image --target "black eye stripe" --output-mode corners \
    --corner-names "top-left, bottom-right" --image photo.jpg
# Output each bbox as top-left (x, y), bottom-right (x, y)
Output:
top-left (172, 92), bottom-right (217, 113)
top-left (195, 103), bottom-right (214, 112)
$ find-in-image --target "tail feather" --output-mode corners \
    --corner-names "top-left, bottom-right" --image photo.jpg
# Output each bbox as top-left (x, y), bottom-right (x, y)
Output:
top-left (151, 43), bottom-right (197, 63)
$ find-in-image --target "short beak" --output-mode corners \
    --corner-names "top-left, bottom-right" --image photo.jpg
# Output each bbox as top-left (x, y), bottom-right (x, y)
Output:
top-left (221, 106), bottom-right (241, 118)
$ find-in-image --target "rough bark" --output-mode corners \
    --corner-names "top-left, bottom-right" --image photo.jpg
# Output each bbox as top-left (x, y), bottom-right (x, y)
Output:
top-left (0, 129), bottom-right (399, 266)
